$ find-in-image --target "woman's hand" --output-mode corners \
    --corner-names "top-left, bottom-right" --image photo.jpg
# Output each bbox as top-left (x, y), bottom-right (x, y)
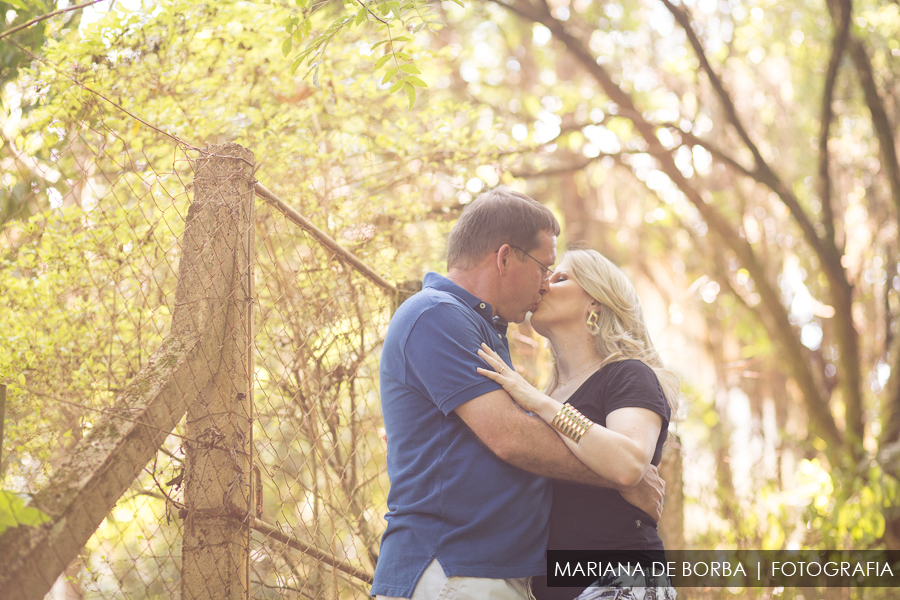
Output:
top-left (476, 343), bottom-right (547, 413)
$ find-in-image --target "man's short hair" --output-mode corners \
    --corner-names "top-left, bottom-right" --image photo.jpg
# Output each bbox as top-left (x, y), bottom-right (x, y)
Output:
top-left (447, 186), bottom-right (560, 269)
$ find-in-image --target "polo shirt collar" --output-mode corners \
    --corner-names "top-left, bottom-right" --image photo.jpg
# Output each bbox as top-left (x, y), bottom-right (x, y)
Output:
top-left (423, 272), bottom-right (507, 334)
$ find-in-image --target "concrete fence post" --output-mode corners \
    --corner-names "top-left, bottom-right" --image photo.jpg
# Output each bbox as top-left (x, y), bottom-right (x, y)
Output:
top-left (180, 143), bottom-right (255, 600)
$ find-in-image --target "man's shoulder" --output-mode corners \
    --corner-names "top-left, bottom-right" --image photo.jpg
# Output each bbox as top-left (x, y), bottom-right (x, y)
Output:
top-left (393, 287), bottom-right (477, 324)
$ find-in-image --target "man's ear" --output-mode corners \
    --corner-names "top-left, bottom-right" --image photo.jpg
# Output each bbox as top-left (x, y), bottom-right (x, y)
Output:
top-left (496, 244), bottom-right (513, 275)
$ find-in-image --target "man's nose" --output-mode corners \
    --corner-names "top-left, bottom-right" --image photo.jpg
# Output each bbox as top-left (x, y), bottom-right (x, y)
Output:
top-left (539, 277), bottom-right (550, 294)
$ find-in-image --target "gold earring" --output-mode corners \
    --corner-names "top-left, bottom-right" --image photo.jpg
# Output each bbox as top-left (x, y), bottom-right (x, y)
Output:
top-left (587, 311), bottom-right (599, 327)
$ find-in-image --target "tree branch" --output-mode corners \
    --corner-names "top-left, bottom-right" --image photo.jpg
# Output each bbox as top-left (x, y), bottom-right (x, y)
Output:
top-left (658, 0), bottom-right (767, 170)
top-left (0, 0), bottom-right (104, 42)
top-left (657, 0), bottom-right (848, 291)
top-left (818, 0), bottom-right (852, 245)
top-left (848, 37), bottom-right (900, 214)
top-left (661, 123), bottom-right (757, 180)
top-left (511, 150), bottom-right (638, 179)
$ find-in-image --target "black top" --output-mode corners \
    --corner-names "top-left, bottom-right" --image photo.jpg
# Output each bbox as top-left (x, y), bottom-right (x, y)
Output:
top-left (533, 359), bottom-right (671, 600)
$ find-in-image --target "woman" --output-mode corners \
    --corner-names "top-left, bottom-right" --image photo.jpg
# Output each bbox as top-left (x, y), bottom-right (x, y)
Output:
top-left (477, 248), bottom-right (678, 600)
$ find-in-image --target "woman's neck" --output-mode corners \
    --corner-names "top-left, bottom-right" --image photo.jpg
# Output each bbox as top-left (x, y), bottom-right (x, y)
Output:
top-left (546, 326), bottom-right (604, 384)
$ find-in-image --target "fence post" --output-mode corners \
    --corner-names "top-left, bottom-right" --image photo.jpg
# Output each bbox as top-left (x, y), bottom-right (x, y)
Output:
top-left (180, 143), bottom-right (255, 600)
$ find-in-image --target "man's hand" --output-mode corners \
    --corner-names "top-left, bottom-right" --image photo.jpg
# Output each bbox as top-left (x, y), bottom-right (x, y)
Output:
top-left (618, 465), bottom-right (665, 522)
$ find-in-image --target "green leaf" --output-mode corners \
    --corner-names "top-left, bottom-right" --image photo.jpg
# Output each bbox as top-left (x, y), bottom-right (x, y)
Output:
top-left (291, 54), bottom-right (304, 75)
top-left (405, 75), bottom-right (427, 87)
top-left (397, 52), bottom-right (412, 61)
top-left (17, 374), bottom-right (25, 387)
top-left (399, 63), bottom-right (421, 75)
top-left (389, 80), bottom-right (404, 94)
top-left (382, 67), bottom-right (399, 84)
top-left (282, 37), bottom-right (293, 57)
top-left (0, 491), bottom-right (51, 536)
top-left (392, 36), bottom-right (412, 43)
top-left (374, 54), bottom-right (393, 70)
top-left (404, 82), bottom-right (416, 110)
top-left (355, 7), bottom-right (367, 26)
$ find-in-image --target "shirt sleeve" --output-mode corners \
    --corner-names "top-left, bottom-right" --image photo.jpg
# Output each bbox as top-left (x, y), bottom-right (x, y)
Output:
top-left (599, 360), bottom-right (671, 424)
top-left (403, 301), bottom-right (506, 416)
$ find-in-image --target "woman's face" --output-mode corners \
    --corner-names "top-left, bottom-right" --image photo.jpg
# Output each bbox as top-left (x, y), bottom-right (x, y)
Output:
top-left (529, 259), bottom-right (596, 336)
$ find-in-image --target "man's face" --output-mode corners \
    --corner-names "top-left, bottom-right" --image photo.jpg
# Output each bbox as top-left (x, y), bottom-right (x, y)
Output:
top-left (498, 230), bottom-right (557, 324)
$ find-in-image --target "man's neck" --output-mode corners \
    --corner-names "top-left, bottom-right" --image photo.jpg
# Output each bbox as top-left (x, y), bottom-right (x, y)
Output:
top-left (446, 267), bottom-right (500, 317)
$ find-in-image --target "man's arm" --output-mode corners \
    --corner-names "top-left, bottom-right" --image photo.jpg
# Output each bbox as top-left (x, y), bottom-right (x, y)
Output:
top-left (454, 389), bottom-right (665, 521)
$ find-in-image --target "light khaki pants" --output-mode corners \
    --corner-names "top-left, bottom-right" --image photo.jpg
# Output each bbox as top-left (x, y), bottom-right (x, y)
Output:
top-left (376, 558), bottom-right (535, 600)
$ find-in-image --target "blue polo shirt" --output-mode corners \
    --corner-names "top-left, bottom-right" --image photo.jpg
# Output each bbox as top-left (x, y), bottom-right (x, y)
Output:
top-left (371, 272), bottom-right (551, 598)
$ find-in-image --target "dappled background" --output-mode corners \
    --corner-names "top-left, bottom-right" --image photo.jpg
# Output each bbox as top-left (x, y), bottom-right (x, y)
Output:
top-left (1, 0), bottom-right (899, 598)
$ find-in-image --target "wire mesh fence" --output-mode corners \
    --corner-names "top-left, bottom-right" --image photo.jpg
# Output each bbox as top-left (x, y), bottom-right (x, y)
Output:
top-left (249, 188), bottom-right (392, 599)
top-left (1, 84), bottom-right (198, 597)
top-left (1, 83), bottom-right (395, 597)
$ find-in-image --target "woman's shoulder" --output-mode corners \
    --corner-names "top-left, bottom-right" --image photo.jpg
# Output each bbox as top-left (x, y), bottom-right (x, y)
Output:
top-left (598, 358), bottom-right (658, 381)
top-left (594, 359), bottom-right (669, 413)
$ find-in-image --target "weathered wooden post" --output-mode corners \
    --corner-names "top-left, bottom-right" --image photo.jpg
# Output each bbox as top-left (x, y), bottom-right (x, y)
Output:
top-left (180, 143), bottom-right (255, 600)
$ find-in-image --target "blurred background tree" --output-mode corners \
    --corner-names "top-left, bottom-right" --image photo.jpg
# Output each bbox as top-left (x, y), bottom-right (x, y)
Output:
top-left (423, 0), bottom-right (900, 555)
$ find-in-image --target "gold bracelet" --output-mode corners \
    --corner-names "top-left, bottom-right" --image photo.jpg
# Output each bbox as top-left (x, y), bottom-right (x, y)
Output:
top-left (551, 403), bottom-right (593, 443)
top-left (566, 405), bottom-right (593, 442)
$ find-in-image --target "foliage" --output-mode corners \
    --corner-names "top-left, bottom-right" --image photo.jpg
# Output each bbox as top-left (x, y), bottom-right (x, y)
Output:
top-left (0, 489), bottom-right (49, 535)
top-left (1, 0), bottom-right (96, 223)
top-left (0, 0), bottom-right (51, 88)
top-left (282, 0), bottom-right (451, 108)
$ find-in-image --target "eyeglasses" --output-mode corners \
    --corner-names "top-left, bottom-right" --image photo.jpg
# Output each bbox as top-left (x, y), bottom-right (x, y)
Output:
top-left (510, 245), bottom-right (555, 279)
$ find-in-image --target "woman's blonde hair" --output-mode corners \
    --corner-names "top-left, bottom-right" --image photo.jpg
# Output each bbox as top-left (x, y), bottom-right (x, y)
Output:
top-left (545, 248), bottom-right (680, 417)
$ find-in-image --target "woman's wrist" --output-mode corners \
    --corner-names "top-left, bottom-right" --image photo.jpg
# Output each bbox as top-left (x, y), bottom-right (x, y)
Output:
top-left (535, 396), bottom-right (563, 424)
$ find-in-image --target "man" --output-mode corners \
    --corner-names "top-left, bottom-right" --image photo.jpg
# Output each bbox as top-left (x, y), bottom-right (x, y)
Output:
top-left (372, 187), bottom-right (664, 600)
